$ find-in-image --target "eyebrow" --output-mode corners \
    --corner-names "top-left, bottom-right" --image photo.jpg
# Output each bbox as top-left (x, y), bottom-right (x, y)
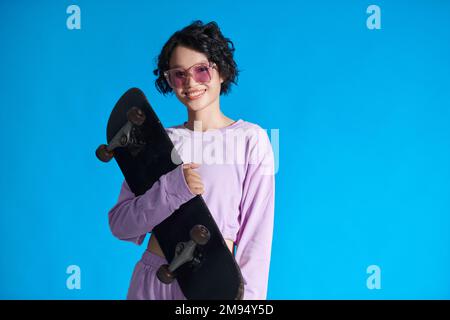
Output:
top-left (170, 60), bottom-right (209, 69)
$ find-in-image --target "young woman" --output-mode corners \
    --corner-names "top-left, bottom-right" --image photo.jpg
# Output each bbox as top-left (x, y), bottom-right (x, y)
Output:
top-left (108, 20), bottom-right (275, 300)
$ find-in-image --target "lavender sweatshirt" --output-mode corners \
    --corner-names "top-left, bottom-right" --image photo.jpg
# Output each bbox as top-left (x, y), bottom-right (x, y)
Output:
top-left (108, 119), bottom-right (275, 299)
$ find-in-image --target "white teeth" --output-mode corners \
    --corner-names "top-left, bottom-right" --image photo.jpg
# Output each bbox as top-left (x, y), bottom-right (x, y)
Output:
top-left (185, 89), bottom-right (206, 97)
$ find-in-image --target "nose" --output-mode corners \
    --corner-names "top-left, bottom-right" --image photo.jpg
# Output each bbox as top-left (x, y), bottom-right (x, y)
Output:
top-left (185, 72), bottom-right (199, 87)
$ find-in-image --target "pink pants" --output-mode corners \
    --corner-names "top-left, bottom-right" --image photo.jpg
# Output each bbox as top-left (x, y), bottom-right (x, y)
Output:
top-left (126, 250), bottom-right (187, 300)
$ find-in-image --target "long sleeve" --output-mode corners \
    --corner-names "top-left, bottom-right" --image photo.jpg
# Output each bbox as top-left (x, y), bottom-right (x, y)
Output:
top-left (108, 164), bottom-right (196, 245)
top-left (235, 129), bottom-right (275, 300)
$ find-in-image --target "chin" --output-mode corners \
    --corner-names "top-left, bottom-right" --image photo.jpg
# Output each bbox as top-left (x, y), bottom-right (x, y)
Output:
top-left (185, 101), bottom-right (210, 112)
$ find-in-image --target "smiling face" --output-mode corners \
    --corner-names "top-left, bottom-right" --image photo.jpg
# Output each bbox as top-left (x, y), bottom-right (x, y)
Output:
top-left (168, 45), bottom-right (224, 112)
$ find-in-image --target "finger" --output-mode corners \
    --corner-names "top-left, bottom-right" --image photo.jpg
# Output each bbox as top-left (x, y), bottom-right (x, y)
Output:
top-left (192, 186), bottom-right (204, 195)
top-left (188, 177), bottom-right (203, 186)
top-left (186, 170), bottom-right (201, 179)
top-left (189, 162), bottom-right (201, 169)
top-left (189, 181), bottom-right (204, 189)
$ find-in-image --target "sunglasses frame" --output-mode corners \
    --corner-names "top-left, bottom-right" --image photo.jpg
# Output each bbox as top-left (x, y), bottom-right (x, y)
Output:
top-left (163, 61), bottom-right (217, 89)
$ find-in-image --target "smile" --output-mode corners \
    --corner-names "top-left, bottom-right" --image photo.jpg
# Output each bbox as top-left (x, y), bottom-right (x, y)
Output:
top-left (184, 89), bottom-right (207, 100)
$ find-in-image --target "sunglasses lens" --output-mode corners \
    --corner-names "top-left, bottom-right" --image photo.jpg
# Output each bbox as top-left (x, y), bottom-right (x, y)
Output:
top-left (193, 65), bottom-right (211, 83)
top-left (168, 70), bottom-right (186, 88)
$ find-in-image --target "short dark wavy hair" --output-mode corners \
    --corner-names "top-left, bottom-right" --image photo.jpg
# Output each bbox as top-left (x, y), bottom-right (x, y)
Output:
top-left (153, 20), bottom-right (239, 96)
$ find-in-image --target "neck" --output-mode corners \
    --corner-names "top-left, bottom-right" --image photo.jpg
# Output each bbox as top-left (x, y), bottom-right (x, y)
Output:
top-left (185, 100), bottom-right (233, 132)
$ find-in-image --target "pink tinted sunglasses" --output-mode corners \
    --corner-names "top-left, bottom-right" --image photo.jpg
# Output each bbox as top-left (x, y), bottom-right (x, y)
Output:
top-left (163, 61), bottom-right (217, 89)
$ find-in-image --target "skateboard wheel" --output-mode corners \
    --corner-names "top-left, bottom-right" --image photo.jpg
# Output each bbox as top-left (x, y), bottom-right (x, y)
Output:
top-left (157, 264), bottom-right (176, 284)
top-left (127, 107), bottom-right (146, 126)
top-left (190, 225), bottom-right (210, 245)
top-left (95, 144), bottom-right (113, 162)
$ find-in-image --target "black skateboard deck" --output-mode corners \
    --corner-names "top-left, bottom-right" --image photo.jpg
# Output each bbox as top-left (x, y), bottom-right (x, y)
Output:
top-left (96, 88), bottom-right (244, 300)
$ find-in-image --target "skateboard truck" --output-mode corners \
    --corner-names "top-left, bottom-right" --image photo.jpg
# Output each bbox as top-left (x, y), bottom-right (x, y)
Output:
top-left (96, 106), bottom-right (147, 162)
top-left (157, 224), bottom-right (211, 284)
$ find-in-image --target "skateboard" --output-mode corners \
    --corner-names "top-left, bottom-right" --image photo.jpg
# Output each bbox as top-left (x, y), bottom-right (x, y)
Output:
top-left (96, 88), bottom-right (244, 300)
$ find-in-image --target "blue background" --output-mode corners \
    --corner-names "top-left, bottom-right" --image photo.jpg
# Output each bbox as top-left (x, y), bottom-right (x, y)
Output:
top-left (0, 0), bottom-right (449, 299)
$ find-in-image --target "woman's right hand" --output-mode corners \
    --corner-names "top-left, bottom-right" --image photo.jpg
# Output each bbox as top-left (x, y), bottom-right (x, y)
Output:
top-left (182, 163), bottom-right (204, 195)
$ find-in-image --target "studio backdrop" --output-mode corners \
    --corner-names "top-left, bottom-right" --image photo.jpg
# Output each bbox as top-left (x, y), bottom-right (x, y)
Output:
top-left (0, 0), bottom-right (449, 299)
